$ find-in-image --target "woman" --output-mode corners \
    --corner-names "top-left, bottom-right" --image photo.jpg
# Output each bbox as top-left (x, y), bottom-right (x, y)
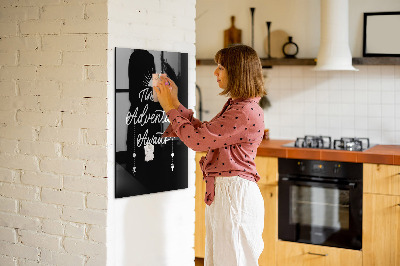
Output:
top-left (155, 44), bottom-right (266, 266)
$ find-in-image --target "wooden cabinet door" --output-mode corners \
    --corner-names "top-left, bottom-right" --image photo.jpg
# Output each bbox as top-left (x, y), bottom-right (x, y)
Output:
top-left (277, 241), bottom-right (362, 266)
top-left (255, 156), bottom-right (278, 186)
top-left (364, 164), bottom-right (400, 196)
top-left (195, 152), bottom-right (207, 258)
top-left (363, 193), bottom-right (400, 266)
top-left (259, 185), bottom-right (278, 266)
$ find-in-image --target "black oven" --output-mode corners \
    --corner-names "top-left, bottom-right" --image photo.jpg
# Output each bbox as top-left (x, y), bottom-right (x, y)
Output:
top-left (278, 158), bottom-right (362, 250)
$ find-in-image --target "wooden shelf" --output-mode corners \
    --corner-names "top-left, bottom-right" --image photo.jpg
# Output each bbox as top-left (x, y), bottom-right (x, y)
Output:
top-left (196, 57), bottom-right (400, 67)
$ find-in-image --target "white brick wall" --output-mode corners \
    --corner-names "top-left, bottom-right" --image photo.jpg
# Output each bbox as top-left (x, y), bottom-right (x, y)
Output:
top-left (107, 0), bottom-right (197, 265)
top-left (0, 1), bottom-right (108, 265)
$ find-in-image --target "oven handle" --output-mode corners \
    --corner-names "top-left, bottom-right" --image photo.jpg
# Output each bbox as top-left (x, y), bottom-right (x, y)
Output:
top-left (280, 177), bottom-right (357, 189)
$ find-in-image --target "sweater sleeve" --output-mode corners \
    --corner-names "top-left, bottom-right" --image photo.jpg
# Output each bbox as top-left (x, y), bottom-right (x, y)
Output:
top-left (164, 106), bottom-right (249, 152)
top-left (162, 103), bottom-right (202, 138)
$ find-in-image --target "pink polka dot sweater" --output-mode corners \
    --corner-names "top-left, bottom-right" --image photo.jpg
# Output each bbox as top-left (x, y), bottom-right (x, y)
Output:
top-left (162, 96), bottom-right (265, 205)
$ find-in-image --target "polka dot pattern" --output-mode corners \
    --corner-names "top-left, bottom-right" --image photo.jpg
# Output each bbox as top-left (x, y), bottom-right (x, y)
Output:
top-left (161, 97), bottom-right (265, 206)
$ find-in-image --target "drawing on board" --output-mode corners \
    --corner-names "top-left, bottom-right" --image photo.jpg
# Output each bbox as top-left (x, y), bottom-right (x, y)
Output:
top-left (115, 47), bottom-right (188, 198)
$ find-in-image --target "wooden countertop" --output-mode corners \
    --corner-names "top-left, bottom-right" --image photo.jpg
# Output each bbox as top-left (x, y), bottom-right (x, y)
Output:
top-left (255, 139), bottom-right (400, 165)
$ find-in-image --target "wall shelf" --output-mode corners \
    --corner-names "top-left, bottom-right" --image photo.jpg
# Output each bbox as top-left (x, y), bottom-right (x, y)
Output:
top-left (196, 57), bottom-right (400, 67)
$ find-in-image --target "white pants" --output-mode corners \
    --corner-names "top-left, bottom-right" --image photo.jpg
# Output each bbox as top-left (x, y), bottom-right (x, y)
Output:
top-left (205, 176), bottom-right (265, 266)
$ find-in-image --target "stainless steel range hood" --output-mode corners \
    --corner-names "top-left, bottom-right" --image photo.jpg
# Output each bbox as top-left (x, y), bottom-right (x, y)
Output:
top-left (314, 0), bottom-right (358, 71)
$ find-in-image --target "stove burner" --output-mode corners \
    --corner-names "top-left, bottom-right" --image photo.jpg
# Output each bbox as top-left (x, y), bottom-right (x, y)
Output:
top-left (295, 135), bottom-right (332, 149)
top-left (333, 137), bottom-right (370, 151)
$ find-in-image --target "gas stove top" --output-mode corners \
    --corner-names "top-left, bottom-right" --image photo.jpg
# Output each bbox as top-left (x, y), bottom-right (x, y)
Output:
top-left (282, 135), bottom-right (374, 151)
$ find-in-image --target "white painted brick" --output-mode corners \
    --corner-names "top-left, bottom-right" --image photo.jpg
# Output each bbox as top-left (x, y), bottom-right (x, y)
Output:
top-left (18, 80), bottom-right (61, 97)
top-left (85, 34), bottom-right (107, 51)
top-left (86, 255), bottom-right (105, 266)
top-left (41, 188), bottom-right (85, 208)
top-left (40, 249), bottom-right (85, 266)
top-left (38, 127), bottom-right (80, 144)
top-left (19, 51), bottom-right (61, 66)
top-left (0, 7), bottom-right (39, 22)
top-left (84, 160), bottom-right (106, 177)
top-left (0, 196), bottom-right (17, 213)
top-left (160, 0), bottom-right (186, 16)
top-left (7, 0), bottom-right (62, 6)
top-left (0, 96), bottom-right (17, 111)
top-left (86, 193), bottom-right (107, 210)
top-left (16, 111), bottom-right (61, 127)
top-left (85, 3), bottom-right (107, 20)
top-left (63, 237), bottom-right (106, 256)
top-left (85, 65), bottom-right (107, 81)
top-left (0, 110), bottom-right (16, 125)
top-left (0, 168), bottom-right (16, 183)
top-left (0, 254), bottom-right (16, 266)
top-left (0, 138), bottom-right (18, 154)
top-left (0, 182), bottom-right (39, 201)
top-left (37, 96), bottom-right (104, 114)
top-left (19, 229), bottom-right (61, 251)
top-left (0, 125), bottom-right (34, 141)
top-left (2, 96), bottom-right (40, 112)
top-left (63, 144), bottom-right (107, 161)
top-left (184, 30), bottom-right (196, 43)
top-left (0, 154), bottom-right (39, 171)
top-left (0, 22), bottom-right (17, 36)
top-left (87, 225), bottom-right (105, 243)
top-left (37, 66), bottom-right (84, 82)
top-left (62, 113), bottom-right (107, 129)
top-left (0, 81), bottom-right (16, 97)
top-left (61, 81), bottom-right (107, 98)
top-left (61, 207), bottom-right (106, 226)
top-left (0, 66), bottom-right (36, 81)
top-left (21, 171), bottom-right (62, 189)
top-left (67, 0), bottom-right (107, 3)
top-left (62, 19), bottom-right (107, 34)
top-left (17, 259), bottom-right (41, 266)
top-left (20, 200), bottom-right (61, 219)
top-left (85, 128), bottom-right (107, 145)
top-left (64, 222), bottom-right (85, 239)
top-left (41, 4), bottom-right (84, 20)
top-left (0, 226), bottom-right (17, 243)
top-left (19, 140), bottom-right (59, 157)
top-left (20, 21), bottom-right (62, 35)
top-left (64, 175), bottom-right (107, 195)
top-left (0, 51), bottom-right (17, 65)
top-left (42, 35), bottom-right (85, 51)
top-left (40, 157), bottom-right (85, 176)
top-left (63, 50), bottom-right (107, 66)
top-left (41, 219), bottom-right (64, 236)
top-left (0, 240), bottom-right (39, 261)
top-left (0, 36), bottom-right (40, 52)
top-left (0, 212), bottom-right (41, 231)
top-left (146, 12), bottom-right (174, 28)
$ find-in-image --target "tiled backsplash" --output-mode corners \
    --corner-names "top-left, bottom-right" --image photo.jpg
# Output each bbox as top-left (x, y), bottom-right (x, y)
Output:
top-left (196, 65), bottom-right (400, 145)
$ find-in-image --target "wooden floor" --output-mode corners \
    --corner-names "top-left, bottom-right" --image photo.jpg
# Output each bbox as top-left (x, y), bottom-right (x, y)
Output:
top-left (195, 257), bottom-right (204, 266)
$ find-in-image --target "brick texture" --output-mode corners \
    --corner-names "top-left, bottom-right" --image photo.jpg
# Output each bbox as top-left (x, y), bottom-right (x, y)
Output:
top-left (0, 1), bottom-right (108, 264)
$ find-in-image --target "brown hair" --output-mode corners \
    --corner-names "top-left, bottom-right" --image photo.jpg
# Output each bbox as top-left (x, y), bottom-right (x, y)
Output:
top-left (214, 44), bottom-right (267, 99)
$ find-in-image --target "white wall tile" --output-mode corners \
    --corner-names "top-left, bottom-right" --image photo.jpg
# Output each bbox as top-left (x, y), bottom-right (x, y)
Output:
top-left (197, 65), bottom-right (400, 144)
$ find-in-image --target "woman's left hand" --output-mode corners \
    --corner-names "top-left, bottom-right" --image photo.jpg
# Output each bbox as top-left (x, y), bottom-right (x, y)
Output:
top-left (154, 76), bottom-right (175, 113)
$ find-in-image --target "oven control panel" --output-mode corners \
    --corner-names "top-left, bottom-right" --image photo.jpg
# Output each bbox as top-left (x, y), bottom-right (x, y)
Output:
top-left (280, 158), bottom-right (362, 180)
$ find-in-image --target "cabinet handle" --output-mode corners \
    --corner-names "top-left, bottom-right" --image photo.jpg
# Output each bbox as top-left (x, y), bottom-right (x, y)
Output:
top-left (397, 204), bottom-right (400, 207)
top-left (307, 252), bottom-right (328, 256)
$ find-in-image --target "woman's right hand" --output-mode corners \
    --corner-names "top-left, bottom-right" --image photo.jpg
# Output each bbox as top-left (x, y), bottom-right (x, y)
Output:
top-left (163, 76), bottom-right (180, 107)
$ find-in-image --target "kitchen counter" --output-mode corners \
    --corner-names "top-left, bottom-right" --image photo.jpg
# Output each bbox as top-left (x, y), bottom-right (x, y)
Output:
top-left (256, 139), bottom-right (400, 165)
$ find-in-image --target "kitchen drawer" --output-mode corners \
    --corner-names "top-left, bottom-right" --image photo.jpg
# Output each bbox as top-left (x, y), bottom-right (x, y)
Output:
top-left (364, 164), bottom-right (400, 196)
top-left (276, 240), bottom-right (362, 266)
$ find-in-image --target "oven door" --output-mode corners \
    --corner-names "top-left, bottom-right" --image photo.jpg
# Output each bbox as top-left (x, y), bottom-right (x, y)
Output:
top-left (278, 176), bottom-right (362, 250)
